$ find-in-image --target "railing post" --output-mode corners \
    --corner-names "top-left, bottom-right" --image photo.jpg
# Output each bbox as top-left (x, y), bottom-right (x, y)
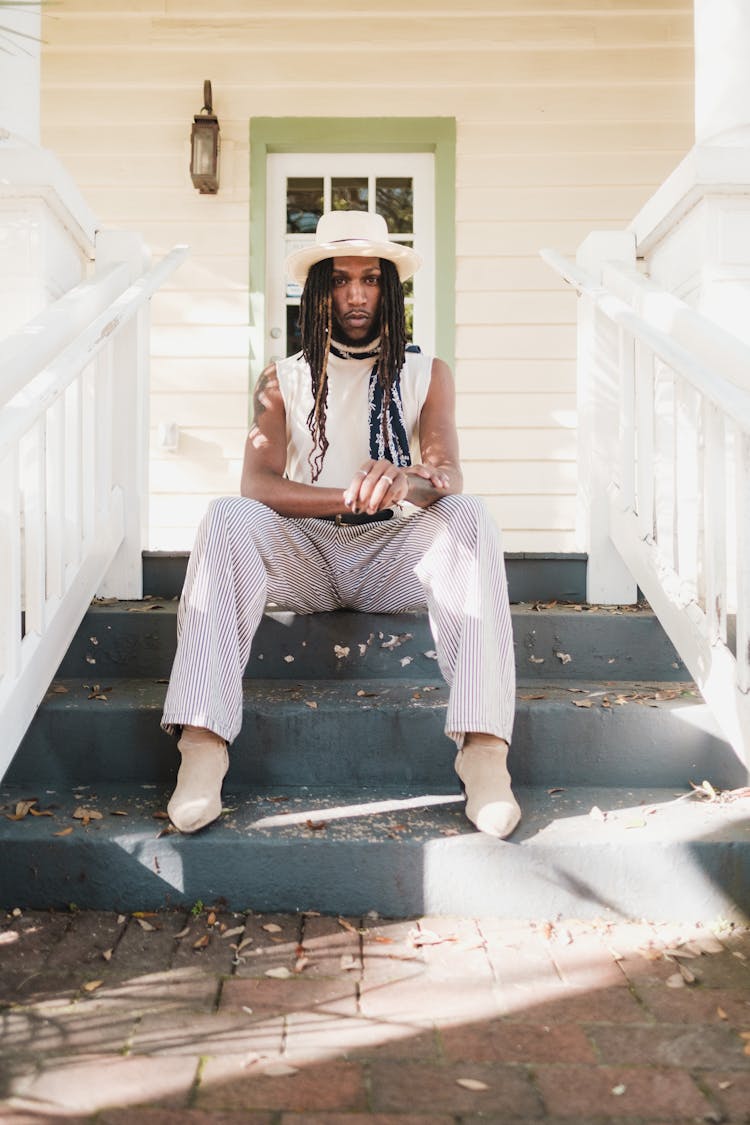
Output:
top-left (94, 231), bottom-right (151, 599)
top-left (576, 231), bottom-right (638, 605)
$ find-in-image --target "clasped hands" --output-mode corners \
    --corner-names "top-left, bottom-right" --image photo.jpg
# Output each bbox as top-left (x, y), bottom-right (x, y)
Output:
top-left (342, 459), bottom-right (450, 515)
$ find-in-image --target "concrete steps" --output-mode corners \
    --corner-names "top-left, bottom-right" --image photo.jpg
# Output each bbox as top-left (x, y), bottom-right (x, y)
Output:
top-left (1, 554), bottom-right (748, 921)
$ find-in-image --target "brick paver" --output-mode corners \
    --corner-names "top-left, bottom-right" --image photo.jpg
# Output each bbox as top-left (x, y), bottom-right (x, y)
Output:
top-left (1, 909), bottom-right (749, 1123)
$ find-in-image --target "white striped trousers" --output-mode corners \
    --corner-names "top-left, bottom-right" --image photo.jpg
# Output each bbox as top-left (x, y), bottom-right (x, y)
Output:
top-left (161, 493), bottom-right (516, 748)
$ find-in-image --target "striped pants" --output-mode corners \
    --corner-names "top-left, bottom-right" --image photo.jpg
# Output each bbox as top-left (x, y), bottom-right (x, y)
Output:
top-left (161, 493), bottom-right (516, 748)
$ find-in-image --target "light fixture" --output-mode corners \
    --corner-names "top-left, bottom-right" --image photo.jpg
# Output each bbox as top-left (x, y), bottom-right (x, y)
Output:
top-left (190, 80), bottom-right (220, 194)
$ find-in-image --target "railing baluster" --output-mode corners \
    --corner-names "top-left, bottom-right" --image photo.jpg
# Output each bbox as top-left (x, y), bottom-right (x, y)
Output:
top-left (19, 420), bottom-right (46, 638)
top-left (0, 449), bottom-right (22, 683)
top-left (703, 402), bottom-right (727, 645)
top-left (44, 397), bottom-right (65, 603)
top-left (736, 426), bottom-right (750, 692)
top-left (619, 326), bottom-right (636, 510)
top-left (675, 377), bottom-right (701, 598)
top-left (636, 343), bottom-right (655, 539)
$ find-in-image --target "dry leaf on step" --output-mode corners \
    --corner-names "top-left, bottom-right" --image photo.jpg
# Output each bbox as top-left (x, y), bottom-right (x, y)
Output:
top-left (456, 1078), bottom-right (489, 1091)
top-left (264, 967), bottom-right (292, 979)
top-left (82, 980), bottom-right (103, 993)
top-left (262, 1062), bottom-right (299, 1077)
top-left (134, 917), bottom-right (156, 932)
top-left (6, 799), bottom-right (39, 820)
top-left (262, 923), bottom-right (283, 933)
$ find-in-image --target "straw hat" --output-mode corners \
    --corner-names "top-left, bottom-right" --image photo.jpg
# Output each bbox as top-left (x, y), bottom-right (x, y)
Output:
top-left (285, 210), bottom-right (422, 286)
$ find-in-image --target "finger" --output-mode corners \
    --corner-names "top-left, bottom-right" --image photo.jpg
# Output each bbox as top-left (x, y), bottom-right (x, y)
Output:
top-left (364, 469), bottom-right (400, 512)
top-left (343, 467), bottom-right (371, 508)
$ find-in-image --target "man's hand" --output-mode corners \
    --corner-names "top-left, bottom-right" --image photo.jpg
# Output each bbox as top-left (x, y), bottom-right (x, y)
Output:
top-left (343, 460), bottom-right (450, 515)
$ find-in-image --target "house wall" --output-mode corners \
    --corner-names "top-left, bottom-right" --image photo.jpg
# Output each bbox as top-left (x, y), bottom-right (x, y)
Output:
top-left (40, 0), bottom-right (694, 552)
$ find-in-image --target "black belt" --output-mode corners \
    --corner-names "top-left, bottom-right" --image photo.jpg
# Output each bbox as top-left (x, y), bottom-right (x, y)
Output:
top-left (320, 509), bottom-right (394, 526)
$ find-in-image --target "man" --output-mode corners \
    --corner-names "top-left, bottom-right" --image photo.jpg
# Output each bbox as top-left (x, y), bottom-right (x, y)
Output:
top-left (162, 210), bottom-right (519, 839)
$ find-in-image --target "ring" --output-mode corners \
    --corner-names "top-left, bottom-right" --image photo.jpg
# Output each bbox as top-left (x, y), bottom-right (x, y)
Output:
top-left (356, 470), bottom-right (368, 477)
top-left (383, 476), bottom-right (394, 485)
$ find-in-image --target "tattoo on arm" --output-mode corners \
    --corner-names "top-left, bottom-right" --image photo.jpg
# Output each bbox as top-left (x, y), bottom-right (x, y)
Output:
top-left (252, 370), bottom-right (272, 421)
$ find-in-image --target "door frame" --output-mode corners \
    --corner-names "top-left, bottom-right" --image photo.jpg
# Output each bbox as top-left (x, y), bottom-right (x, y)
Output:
top-left (248, 116), bottom-right (456, 396)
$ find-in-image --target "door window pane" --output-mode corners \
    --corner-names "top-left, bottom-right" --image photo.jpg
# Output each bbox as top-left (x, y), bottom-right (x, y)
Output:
top-left (286, 304), bottom-right (302, 356)
top-left (376, 177), bottom-right (413, 234)
top-left (332, 177), bottom-right (368, 211)
top-left (287, 178), bottom-right (323, 233)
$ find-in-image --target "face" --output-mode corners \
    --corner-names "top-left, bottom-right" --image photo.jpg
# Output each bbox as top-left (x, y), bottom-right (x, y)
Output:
top-left (330, 256), bottom-right (382, 345)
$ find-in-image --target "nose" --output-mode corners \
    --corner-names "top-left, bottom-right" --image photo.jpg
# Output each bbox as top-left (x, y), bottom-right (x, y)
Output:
top-left (347, 280), bottom-right (367, 305)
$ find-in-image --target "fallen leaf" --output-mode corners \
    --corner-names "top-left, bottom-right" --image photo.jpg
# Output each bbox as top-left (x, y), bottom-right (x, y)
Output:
top-left (207, 911), bottom-right (217, 927)
top-left (110, 810), bottom-right (128, 817)
top-left (6, 799), bottom-right (39, 821)
top-left (262, 1062), bottom-right (299, 1077)
top-left (409, 928), bottom-right (456, 948)
top-left (175, 925), bottom-right (192, 938)
top-left (72, 807), bottom-right (103, 827)
top-left (337, 917), bottom-right (359, 934)
top-left (717, 1007), bottom-right (728, 1020)
top-left (528, 655), bottom-right (545, 664)
top-left (456, 1078), bottom-right (489, 1092)
top-left (589, 806), bottom-right (606, 822)
top-left (423, 649), bottom-right (437, 659)
top-left (334, 645), bottom-right (350, 659)
top-left (53, 826), bottom-right (74, 837)
top-left (0, 932), bottom-right (20, 946)
top-left (340, 954), bottom-right (358, 971)
top-left (718, 1080), bottom-right (733, 1090)
top-left (82, 980), bottom-right (103, 993)
top-left (306, 819), bottom-right (327, 831)
top-left (666, 972), bottom-right (686, 988)
top-left (126, 603), bottom-right (163, 612)
top-left (611, 1084), bottom-right (626, 1096)
top-left (262, 923), bottom-right (283, 933)
top-left (236, 936), bottom-right (254, 953)
top-left (101, 948), bottom-right (113, 962)
top-left (573, 699), bottom-right (593, 708)
top-left (547, 787), bottom-right (565, 795)
top-left (304, 700), bottom-right (318, 709)
top-left (49, 684), bottom-right (68, 694)
top-left (193, 934), bottom-right (210, 950)
top-left (134, 918), bottom-right (156, 932)
top-left (400, 656), bottom-right (413, 667)
top-left (554, 651), bottom-right (572, 665)
top-left (294, 956), bottom-right (310, 973)
top-left (519, 693), bottom-right (547, 701)
top-left (283, 654), bottom-right (295, 663)
top-left (264, 967), bottom-right (292, 979)
top-left (381, 632), bottom-right (412, 650)
top-left (356, 689), bottom-right (379, 697)
top-left (222, 926), bottom-right (245, 940)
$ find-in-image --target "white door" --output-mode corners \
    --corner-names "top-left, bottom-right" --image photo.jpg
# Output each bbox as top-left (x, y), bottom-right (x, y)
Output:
top-left (266, 152), bottom-right (435, 363)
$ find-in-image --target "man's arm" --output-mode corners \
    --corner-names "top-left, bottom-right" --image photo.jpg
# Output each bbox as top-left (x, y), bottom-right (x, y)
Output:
top-left (344, 358), bottom-right (463, 514)
top-left (241, 363), bottom-right (350, 517)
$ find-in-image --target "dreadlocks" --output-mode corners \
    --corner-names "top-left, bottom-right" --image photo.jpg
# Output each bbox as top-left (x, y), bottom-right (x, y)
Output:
top-left (299, 257), bottom-right (407, 482)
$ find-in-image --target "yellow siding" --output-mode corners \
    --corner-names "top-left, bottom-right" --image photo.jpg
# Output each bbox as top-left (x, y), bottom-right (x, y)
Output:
top-left (41, 0), bottom-right (693, 552)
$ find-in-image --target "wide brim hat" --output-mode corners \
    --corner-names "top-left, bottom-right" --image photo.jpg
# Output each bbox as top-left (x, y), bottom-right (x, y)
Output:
top-left (285, 210), bottom-right (422, 286)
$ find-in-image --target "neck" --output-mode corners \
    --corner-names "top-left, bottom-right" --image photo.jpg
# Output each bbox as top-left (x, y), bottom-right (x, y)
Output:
top-left (329, 335), bottom-right (381, 361)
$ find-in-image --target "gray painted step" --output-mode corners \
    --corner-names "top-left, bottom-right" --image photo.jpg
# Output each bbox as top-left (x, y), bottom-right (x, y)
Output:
top-left (8, 677), bottom-right (745, 791)
top-left (143, 550), bottom-right (589, 604)
top-left (56, 603), bottom-right (690, 683)
top-left (0, 782), bottom-right (747, 921)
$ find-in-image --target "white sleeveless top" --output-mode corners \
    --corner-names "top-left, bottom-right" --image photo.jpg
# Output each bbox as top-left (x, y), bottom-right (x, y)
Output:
top-left (275, 346), bottom-right (433, 489)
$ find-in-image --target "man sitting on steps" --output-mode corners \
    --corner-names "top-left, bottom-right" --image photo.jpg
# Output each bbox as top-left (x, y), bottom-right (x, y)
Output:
top-left (161, 209), bottom-right (519, 839)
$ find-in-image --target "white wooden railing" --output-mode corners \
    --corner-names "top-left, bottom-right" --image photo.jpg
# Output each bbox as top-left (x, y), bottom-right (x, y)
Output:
top-left (542, 235), bottom-right (750, 769)
top-left (0, 232), bottom-right (187, 780)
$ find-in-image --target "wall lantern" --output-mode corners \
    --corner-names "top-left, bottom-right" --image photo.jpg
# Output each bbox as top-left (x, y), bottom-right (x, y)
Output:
top-left (190, 80), bottom-right (220, 194)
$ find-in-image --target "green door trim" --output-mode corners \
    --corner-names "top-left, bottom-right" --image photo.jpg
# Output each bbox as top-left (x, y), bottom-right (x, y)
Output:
top-left (249, 116), bottom-right (456, 391)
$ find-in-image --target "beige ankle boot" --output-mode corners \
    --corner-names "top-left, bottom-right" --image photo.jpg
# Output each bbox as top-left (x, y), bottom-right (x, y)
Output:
top-left (167, 727), bottom-right (228, 833)
top-left (454, 735), bottom-right (521, 839)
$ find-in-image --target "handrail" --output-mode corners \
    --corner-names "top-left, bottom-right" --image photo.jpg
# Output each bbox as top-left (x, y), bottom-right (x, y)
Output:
top-left (0, 245), bottom-right (189, 444)
top-left (542, 239), bottom-right (750, 766)
top-left (540, 248), bottom-right (750, 432)
top-left (0, 245), bottom-right (189, 412)
top-left (0, 235), bottom-right (188, 783)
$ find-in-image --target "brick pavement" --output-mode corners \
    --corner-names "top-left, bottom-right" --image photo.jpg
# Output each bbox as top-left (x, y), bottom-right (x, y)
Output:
top-left (0, 908), bottom-right (749, 1123)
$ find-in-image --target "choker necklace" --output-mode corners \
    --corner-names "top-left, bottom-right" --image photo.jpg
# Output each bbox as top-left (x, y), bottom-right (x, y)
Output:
top-left (329, 337), bottom-right (381, 362)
